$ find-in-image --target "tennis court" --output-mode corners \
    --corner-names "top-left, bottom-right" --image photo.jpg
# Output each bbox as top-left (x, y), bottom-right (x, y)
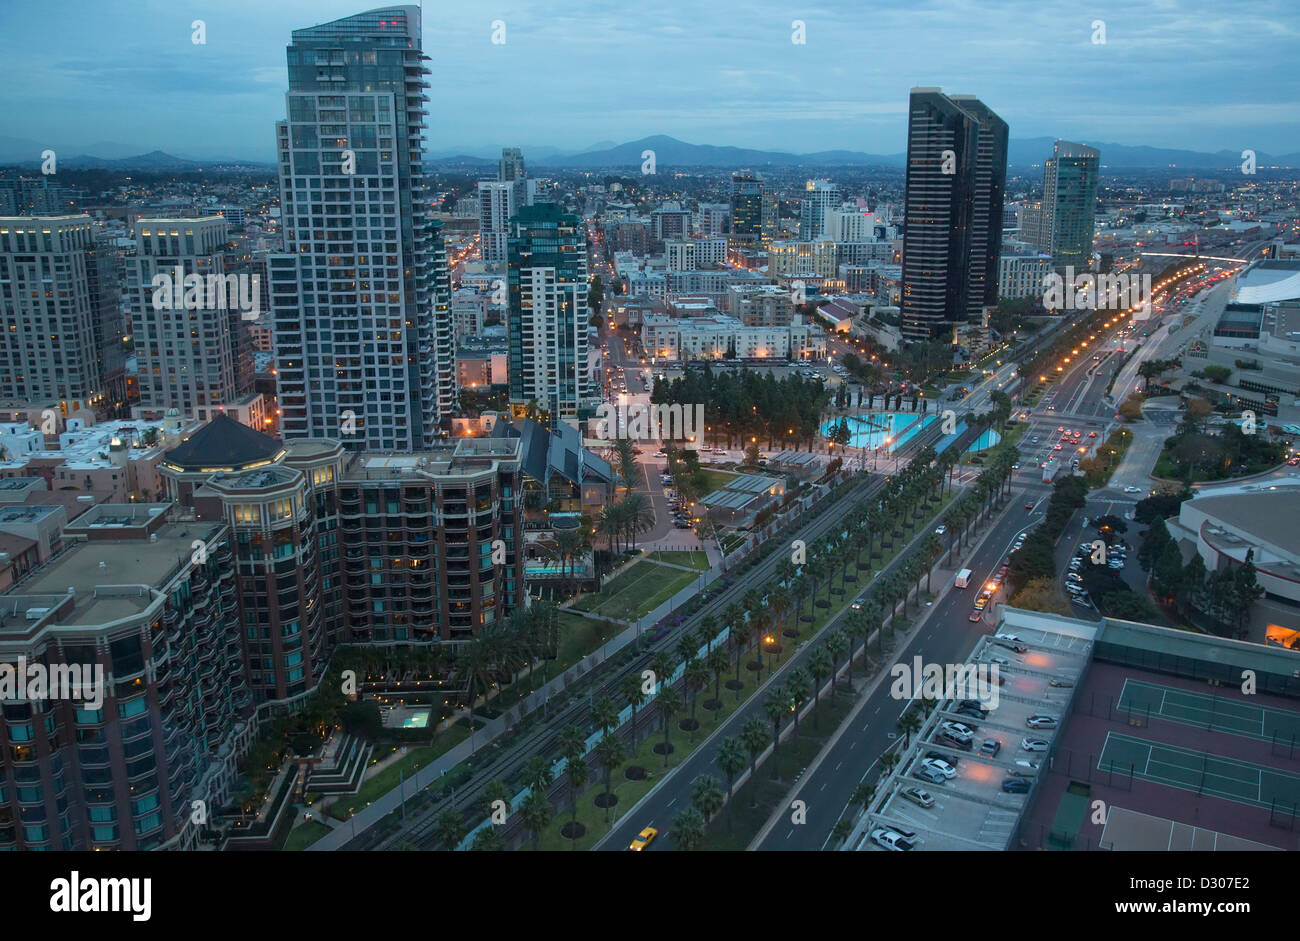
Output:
top-left (1097, 731), bottom-right (1300, 810)
top-left (1116, 678), bottom-right (1300, 744)
top-left (1098, 806), bottom-right (1281, 851)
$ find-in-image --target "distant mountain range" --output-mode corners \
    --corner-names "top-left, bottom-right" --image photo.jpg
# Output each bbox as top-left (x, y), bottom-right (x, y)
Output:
top-left (2, 133), bottom-right (1296, 173)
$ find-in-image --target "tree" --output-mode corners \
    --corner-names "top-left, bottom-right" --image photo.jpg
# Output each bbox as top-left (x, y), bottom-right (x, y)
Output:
top-left (620, 674), bottom-right (645, 755)
top-left (432, 808), bottom-right (467, 851)
top-left (654, 683), bottom-right (682, 767)
top-left (1010, 577), bottom-right (1072, 616)
top-left (476, 779), bottom-right (512, 821)
top-left (469, 826), bottom-right (505, 851)
top-left (561, 753), bottom-right (589, 848)
top-left (763, 684), bottom-right (789, 777)
top-left (519, 788), bottom-right (553, 851)
top-left (592, 695), bottom-right (619, 737)
top-left (594, 732), bottom-right (627, 824)
top-left (896, 708), bottom-right (923, 748)
top-left (520, 753), bottom-right (554, 796)
top-left (672, 806), bottom-right (707, 851)
top-left (806, 646), bottom-right (832, 729)
top-left (739, 716), bottom-right (768, 803)
top-left (1231, 549), bottom-right (1265, 638)
top-left (706, 645), bottom-right (729, 721)
top-left (832, 818), bottom-right (855, 847)
top-left (691, 774), bottom-right (725, 824)
top-left (715, 737), bottom-right (747, 806)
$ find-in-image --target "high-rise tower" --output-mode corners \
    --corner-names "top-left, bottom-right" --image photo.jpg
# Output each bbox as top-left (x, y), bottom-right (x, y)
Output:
top-left (269, 6), bottom-right (454, 451)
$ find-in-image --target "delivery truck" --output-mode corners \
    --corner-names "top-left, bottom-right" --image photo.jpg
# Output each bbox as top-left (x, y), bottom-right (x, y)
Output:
top-left (955, 568), bottom-right (973, 589)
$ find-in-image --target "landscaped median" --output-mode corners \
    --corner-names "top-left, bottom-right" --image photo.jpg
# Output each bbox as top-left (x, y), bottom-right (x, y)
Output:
top-left (524, 490), bottom-right (961, 851)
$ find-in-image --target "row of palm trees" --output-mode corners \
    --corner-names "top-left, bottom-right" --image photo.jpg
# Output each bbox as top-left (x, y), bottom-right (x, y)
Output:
top-left (461, 416), bottom-right (1022, 850)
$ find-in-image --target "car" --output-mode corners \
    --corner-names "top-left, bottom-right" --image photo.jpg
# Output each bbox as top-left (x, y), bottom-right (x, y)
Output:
top-left (936, 732), bottom-right (973, 751)
top-left (925, 750), bottom-right (958, 765)
top-left (921, 757), bottom-right (957, 779)
top-left (934, 525), bottom-right (947, 536)
top-left (1021, 738), bottom-right (1050, 752)
top-left (986, 655), bottom-right (1010, 666)
top-left (1089, 431), bottom-right (1098, 437)
top-left (968, 609), bottom-right (983, 622)
top-left (629, 826), bottom-right (658, 850)
top-left (1024, 502), bottom-right (1035, 510)
top-left (850, 598), bottom-right (864, 610)
top-left (871, 828), bottom-right (915, 851)
top-left (995, 640), bottom-right (1027, 654)
top-left (1053, 443), bottom-right (1063, 450)
top-left (941, 721), bottom-right (976, 738)
top-left (1123, 486), bottom-right (1142, 494)
top-left (995, 633), bottom-right (1022, 644)
top-left (914, 765), bottom-right (947, 785)
top-left (1015, 759), bottom-right (1041, 771)
top-left (1026, 715), bottom-right (1058, 729)
top-left (1057, 426), bottom-right (1064, 432)
top-left (1002, 778), bottom-right (1031, 794)
top-left (1031, 436), bottom-right (1039, 444)
top-left (973, 598), bottom-right (987, 611)
top-left (1066, 573), bottom-right (1083, 583)
top-left (1068, 559), bottom-right (1083, 571)
top-left (900, 786), bottom-right (935, 809)
top-left (1049, 677), bottom-right (1075, 688)
top-left (956, 703), bottom-right (988, 720)
top-left (978, 738), bottom-right (1002, 758)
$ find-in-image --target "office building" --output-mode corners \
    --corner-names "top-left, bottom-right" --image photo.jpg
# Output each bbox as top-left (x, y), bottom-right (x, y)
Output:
top-left (498, 146), bottom-right (527, 209)
top-left (269, 5), bottom-right (454, 451)
top-left (1042, 140), bottom-right (1101, 273)
top-left (998, 254), bottom-right (1054, 300)
top-left (507, 204), bottom-right (591, 424)
top-left (730, 171), bottom-right (778, 249)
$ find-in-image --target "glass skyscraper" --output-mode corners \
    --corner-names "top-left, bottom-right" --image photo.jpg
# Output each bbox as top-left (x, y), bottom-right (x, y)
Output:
top-left (507, 204), bottom-right (590, 427)
top-left (900, 88), bottom-right (1008, 340)
top-left (1043, 140), bottom-right (1101, 273)
top-left (269, 5), bottom-right (454, 451)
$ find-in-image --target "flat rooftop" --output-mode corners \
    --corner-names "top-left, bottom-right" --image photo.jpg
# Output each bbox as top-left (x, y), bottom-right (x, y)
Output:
top-left (3, 520), bottom-right (222, 627)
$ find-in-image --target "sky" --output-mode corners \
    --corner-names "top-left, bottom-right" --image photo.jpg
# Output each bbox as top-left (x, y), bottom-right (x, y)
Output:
top-left (0, 0), bottom-right (1297, 161)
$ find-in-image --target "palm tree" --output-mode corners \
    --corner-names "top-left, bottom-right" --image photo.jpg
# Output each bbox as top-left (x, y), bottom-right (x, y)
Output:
top-left (826, 630), bottom-right (849, 692)
top-left (561, 752), bottom-right (589, 848)
top-left (591, 695), bottom-right (619, 737)
top-left (896, 708), bottom-right (923, 749)
top-left (683, 657), bottom-right (709, 739)
top-left (715, 736), bottom-right (747, 807)
top-left (786, 666), bottom-right (811, 737)
top-left (594, 732), bottom-right (627, 824)
top-left (672, 806), bottom-right (707, 851)
top-left (831, 818), bottom-right (855, 847)
top-left (806, 645), bottom-right (832, 729)
top-left (739, 717), bottom-right (768, 805)
top-left (432, 808), bottom-right (466, 851)
top-left (620, 674), bottom-right (645, 755)
top-left (706, 645), bottom-right (729, 720)
top-left (691, 774), bottom-right (725, 824)
top-left (519, 788), bottom-right (553, 851)
top-left (650, 650), bottom-right (675, 693)
top-left (763, 684), bottom-right (789, 778)
top-left (699, 614), bottom-right (720, 652)
top-left (654, 684), bottom-right (682, 767)
top-left (922, 533), bottom-right (943, 594)
top-left (520, 753), bottom-right (554, 800)
top-left (470, 826), bottom-right (505, 851)
top-left (852, 781), bottom-right (876, 822)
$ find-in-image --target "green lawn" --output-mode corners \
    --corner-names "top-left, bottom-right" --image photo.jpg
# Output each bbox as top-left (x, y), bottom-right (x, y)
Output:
top-left (554, 611), bottom-right (619, 670)
top-left (282, 819), bottom-right (332, 851)
top-left (328, 728), bottom-right (469, 821)
top-left (648, 550), bottom-right (711, 571)
top-left (697, 468), bottom-right (740, 495)
top-left (571, 560), bottom-right (698, 619)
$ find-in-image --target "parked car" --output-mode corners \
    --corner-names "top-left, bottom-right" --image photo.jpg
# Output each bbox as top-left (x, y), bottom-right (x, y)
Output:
top-left (978, 738), bottom-right (1001, 759)
top-left (921, 757), bottom-right (957, 779)
top-left (936, 732), bottom-right (973, 751)
top-left (871, 828), bottom-right (915, 851)
top-left (900, 786), bottom-right (935, 809)
top-left (1021, 738), bottom-right (1050, 752)
top-left (914, 765), bottom-right (947, 785)
top-left (1001, 777), bottom-right (1031, 794)
top-left (925, 750), bottom-right (958, 765)
top-left (941, 721), bottom-right (976, 739)
top-left (1026, 715), bottom-right (1058, 729)
top-left (1049, 677), bottom-right (1074, 688)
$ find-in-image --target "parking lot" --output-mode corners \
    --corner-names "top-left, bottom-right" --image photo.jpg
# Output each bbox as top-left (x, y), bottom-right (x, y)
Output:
top-left (859, 619), bottom-right (1091, 850)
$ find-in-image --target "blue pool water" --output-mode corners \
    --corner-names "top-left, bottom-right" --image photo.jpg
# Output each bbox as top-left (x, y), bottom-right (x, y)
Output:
top-left (822, 412), bottom-right (934, 452)
top-left (966, 429), bottom-right (1002, 452)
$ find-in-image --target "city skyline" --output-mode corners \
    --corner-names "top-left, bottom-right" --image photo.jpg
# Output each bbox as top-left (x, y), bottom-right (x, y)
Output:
top-left (1, 0), bottom-right (1298, 162)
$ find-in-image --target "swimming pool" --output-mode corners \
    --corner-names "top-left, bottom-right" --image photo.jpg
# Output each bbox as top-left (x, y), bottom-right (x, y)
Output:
top-left (822, 412), bottom-right (934, 452)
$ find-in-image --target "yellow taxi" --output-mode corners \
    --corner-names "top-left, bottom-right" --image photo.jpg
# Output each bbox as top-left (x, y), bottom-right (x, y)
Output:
top-left (629, 826), bottom-right (658, 851)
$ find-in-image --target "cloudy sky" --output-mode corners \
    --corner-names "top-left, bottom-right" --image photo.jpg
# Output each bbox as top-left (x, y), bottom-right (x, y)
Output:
top-left (0, 0), bottom-right (1296, 160)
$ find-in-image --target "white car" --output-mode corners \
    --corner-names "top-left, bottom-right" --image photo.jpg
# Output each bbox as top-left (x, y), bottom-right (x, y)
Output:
top-left (1021, 738), bottom-right (1050, 752)
top-left (994, 633), bottom-right (1022, 644)
top-left (1026, 715), bottom-right (1058, 730)
top-left (920, 757), bottom-right (957, 779)
top-left (871, 828), bottom-right (915, 851)
top-left (940, 721), bottom-right (976, 739)
top-left (1123, 486), bottom-right (1142, 494)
